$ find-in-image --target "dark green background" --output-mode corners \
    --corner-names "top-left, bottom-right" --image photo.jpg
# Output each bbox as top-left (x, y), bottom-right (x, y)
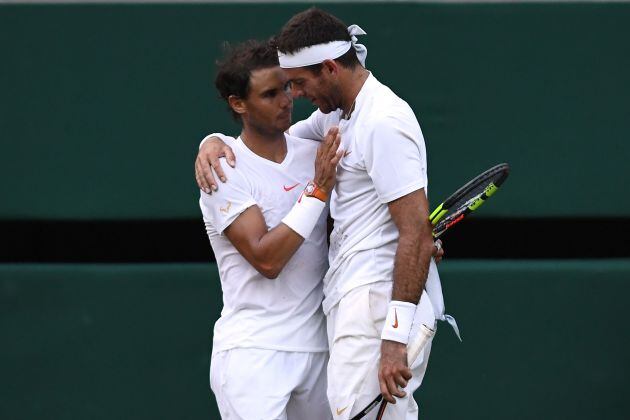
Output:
top-left (1, 2), bottom-right (629, 219)
top-left (1, 2), bottom-right (629, 420)
top-left (1, 261), bottom-right (628, 419)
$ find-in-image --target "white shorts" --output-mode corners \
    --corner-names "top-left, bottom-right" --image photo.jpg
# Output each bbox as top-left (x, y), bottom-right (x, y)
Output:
top-left (326, 281), bottom-right (437, 420)
top-left (210, 348), bottom-right (332, 420)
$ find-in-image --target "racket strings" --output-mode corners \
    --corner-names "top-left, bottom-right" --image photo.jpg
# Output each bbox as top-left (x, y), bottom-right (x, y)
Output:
top-left (432, 164), bottom-right (509, 238)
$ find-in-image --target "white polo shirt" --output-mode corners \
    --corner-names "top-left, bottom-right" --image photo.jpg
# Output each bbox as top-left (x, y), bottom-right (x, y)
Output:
top-left (289, 73), bottom-right (446, 318)
top-left (200, 134), bottom-right (329, 355)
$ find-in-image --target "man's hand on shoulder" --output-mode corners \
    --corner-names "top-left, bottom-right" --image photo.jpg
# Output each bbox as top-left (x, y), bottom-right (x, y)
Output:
top-left (195, 134), bottom-right (236, 194)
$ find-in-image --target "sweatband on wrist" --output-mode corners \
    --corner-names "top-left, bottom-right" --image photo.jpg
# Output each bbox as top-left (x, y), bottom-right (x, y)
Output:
top-left (281, 194), bottom-right (326, 239)
top-left (381, 300), bottom-right (417, 344)
top-left (199, 132), bottom-right (232, 149)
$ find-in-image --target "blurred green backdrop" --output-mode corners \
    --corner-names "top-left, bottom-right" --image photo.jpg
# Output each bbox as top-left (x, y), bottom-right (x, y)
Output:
top-left (1, 2), bottom-right (629, 420)
top-left (1, 261), bottom-right (629, 419)
top-left (1, 2), bottom-right (629, 219)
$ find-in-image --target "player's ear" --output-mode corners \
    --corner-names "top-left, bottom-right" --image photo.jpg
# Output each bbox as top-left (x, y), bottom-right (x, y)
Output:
top-left (228, 95), bottom-right (247, 116)
top-left (322, 59), bottom-right (338, 77)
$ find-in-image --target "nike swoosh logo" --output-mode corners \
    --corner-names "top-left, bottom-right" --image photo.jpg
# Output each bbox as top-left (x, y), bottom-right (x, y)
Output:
top-left (392, 308), bottom-right (399, 328)
top-left (219, 201), bottom-right (232, 214)
top-left (336, 406), bottom-right (348, 415)
top-left (343, 150), bottom-right (352, 157)
top-left (283, 183), bottom-right (300, 191)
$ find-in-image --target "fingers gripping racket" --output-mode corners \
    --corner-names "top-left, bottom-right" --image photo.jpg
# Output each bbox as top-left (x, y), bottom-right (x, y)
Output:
top-left (430, 163), bottom-right (510, 238)
top-left (350, 325), bottom-right (432, 420)
top-left (351, 163), bottom-right (510, 420)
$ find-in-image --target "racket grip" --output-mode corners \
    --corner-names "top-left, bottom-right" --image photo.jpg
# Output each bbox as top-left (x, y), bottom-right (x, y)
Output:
top-left (407, 325), bottom-right (433, 366)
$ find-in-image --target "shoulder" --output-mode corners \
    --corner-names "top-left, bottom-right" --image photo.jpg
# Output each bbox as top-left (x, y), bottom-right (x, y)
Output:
top-left (366, 75), bottom-right (418, 122)
top-left (364, 109), bottom-right (421, 144)
top-left (359, 104), bottom-right (424, 157)
top-left (202, 156), bottom-right (251, 202)
top-left (364, 88), bottom-right (421, 141)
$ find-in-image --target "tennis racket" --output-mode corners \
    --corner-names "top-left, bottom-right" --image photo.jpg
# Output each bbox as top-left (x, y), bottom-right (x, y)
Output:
top-left (430, 163), bottom-right (510, 238)
top-left (351, 163), bottom-right (510, 420)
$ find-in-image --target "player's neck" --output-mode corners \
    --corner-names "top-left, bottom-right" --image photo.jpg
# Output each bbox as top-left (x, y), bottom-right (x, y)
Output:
top-left (240, 126), bottom-right (287, 164)
top-left (339, 67), bottom-right (370, 119)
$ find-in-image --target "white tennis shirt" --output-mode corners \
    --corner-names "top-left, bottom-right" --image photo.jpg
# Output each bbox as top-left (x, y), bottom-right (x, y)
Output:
top-left (200, 135), bottom-right (329, 355)
top-left (289, 73), bottom-right (446, 319)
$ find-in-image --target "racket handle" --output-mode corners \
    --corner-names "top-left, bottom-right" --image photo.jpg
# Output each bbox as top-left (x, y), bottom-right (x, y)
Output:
top-left (407, 324), bottom-right (433, 366)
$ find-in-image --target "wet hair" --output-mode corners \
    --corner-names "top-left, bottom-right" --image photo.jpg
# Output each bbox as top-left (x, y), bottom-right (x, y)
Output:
top-left (275, 8), bottom-right (360, 74)
top-left (214, 39), bottom-right (279, 119)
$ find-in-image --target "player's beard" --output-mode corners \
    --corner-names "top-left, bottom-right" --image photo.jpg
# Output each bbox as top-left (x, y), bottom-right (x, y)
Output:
top-left (314, 91), bottom-right (340, 114)
top-left (247, 113), bottom-right (287, 138)
top-left (319, 83), bottom-right (345, 115)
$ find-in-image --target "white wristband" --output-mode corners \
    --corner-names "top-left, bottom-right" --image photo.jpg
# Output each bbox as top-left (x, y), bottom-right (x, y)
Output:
top-left (381, 300), bottom-right (417, 344)
top-left (281, 194), bottom-right (326, 239)
top-left (199, 132), bottom-right (232, 149)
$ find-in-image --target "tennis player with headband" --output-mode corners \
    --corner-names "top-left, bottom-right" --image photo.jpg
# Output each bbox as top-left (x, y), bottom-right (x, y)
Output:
top-left (196, 8), bottom-right (457, 419)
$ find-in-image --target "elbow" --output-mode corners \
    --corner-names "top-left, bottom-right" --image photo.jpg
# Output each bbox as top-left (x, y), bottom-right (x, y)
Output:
top-left (256, 262), bottom-right (282, 279)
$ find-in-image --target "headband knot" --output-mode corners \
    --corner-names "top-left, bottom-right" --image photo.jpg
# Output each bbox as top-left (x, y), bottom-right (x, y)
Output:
top-left (347, 24), bottom-right (367, 66)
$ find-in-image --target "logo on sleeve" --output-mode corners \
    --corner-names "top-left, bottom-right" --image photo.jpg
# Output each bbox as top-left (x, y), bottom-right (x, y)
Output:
top-left (343, 150), bottom-right (352, 158)
top-left (392, 308), bottom-right (399, 329)
top-left (219, 201), bottom-right (232, 214)
top-left (283, 183), bottom-right (300, 192)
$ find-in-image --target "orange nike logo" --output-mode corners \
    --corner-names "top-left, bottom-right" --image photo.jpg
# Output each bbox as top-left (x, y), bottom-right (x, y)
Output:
top-left (336, 406), bottom-right (348, 415)
top-left (392, 308), bottom-right (399, 328)
top-left (343, 150), bottom-right (352, 157)
top-left (219, 201), bottom-right (232, 214)
top-left (283, 183), bottom-right (300, 191)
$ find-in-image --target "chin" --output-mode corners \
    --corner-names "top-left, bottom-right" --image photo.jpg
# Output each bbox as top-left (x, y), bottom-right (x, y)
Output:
top-left (318, 104), bottom-right (335, 114)
top-left (279, 117), bottom-right (292, 131)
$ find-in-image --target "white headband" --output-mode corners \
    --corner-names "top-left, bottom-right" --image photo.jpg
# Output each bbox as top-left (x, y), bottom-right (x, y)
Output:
top-left (278, 24), bottom-right (367, 69)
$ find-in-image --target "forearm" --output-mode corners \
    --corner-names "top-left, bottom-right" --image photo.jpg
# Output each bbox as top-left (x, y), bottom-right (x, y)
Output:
top-left (391, 228), bottom-right (434, 303)
top-left (387, 189), bottom-right (434, 304)
top-left (247, 224), bottom-right (305, 279)
top-left (381, 226), bottom-right (433, 345)
top-left (226, 194), bottom-right (326, 279)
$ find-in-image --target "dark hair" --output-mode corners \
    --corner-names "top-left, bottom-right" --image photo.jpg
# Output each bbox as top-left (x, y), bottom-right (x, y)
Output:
top-left (276, 8), bottom-right (360, 72)
top-left (214, 39), bottom-right (279, 119)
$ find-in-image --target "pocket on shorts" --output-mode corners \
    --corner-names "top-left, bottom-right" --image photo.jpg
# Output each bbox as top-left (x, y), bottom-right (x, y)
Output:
top-left (209, 350), bottom-right (231, 413)
top-left (367, 282), bottom-right (391, 336)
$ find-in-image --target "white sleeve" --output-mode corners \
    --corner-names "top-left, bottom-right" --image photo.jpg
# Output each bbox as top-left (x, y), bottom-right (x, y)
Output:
top-left (198, 159), bottom-right (257, 234)
top-left (198, 132), bottom-right (237, 149)
top-left (287, 110), bottom-right (326, 141)
top-left (362, 114), bottom-right (427, 204)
